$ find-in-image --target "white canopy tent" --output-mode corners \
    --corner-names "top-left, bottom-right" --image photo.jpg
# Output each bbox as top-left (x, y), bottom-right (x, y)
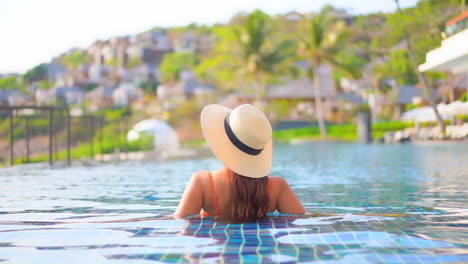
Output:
top-left (402, 106), bottom-right (444, 122)
top-left (402, 101), bottom-right (468, 122)
top-left (445, 101), bottom-right (468, 116)
top-left (127, 119), bottom-right (180, 154)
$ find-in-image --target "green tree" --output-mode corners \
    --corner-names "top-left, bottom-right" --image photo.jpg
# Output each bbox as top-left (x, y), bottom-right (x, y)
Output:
top-left (299, 9), bottom-right (357, 139)
top-left (0, 76), bottom-right (26, 91)
top-left (81, 83), bottom-right (98, 92)
top-left (233, 9), bottom-right (295, 101)
top-left (333, 49), bottom-right (366, 84)
top-left (393, 0), bottom-right (446, 136)
top-left (0, 76), bottom-right (18, 90)
top-left (195, 26), bottom-right (244, 92)
top-left (23, 64), bottom-right (47, 83)
top-left (139, 81), bottom-right (159, 95)
top-left (61, 50), bottom-right (91, 70)
top-left (378, 50), bottom-right (418, 85)
top-left (105, 57), bottom-right (116, 67)
top-left (160, 52), bottom-right (196, 83)
top-left (353, 0), bottom-right (460, 85)
top-left (38, 80), bottom-right (54, 90)
top-left (197, 10), bottom-right (296, 96)
top-left (126, 57), bottom-right (141, 69)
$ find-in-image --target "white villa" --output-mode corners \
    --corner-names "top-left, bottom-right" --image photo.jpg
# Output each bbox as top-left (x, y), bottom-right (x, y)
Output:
top-left (113, 82), bottom-right (144, 106)
top-left (419, 10), bottom-right (468, 93)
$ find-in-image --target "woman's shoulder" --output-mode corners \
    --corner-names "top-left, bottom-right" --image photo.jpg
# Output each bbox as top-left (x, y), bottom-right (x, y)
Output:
top-left (192, 170), bottom-right (212, 177)
top-left (269, 175), bottom-right (306, 214)
top-left (190, 171), bottom-right (213, 184)
top-left (269, 176), bottom-right (288, 186)
top-left (268, 176), bottom-right (290, 195)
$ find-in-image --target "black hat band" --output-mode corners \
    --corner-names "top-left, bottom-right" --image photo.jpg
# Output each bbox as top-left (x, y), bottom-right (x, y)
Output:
top-left (224, 113), bottom-right (264, 156)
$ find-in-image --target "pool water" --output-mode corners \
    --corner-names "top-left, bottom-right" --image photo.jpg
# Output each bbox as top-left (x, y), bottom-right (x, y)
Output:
top-left (0, 142), bottom-right (467, 263)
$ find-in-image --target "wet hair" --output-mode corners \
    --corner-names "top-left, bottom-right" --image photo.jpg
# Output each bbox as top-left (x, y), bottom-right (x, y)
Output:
top-left (228, 169), bottom-right (269, 221)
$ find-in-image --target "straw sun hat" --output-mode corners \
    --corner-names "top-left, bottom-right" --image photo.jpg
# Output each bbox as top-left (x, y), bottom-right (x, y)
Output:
top-left (200, 104), bottom-right (273, 178)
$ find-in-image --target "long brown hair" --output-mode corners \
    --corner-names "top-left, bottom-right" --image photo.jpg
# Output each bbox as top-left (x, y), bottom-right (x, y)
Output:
top-left (228, 169), bottom-right (270, 221)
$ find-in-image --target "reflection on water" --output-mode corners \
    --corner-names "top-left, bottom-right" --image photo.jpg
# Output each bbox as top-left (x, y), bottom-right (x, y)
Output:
top-left (0, 142), bottom-right (467, 263)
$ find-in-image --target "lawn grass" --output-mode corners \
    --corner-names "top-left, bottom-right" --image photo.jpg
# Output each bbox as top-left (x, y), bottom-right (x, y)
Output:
top-left (273, 121), bottom-right (415, 142)
top-left (6, 119), bottom-right (422, 165)
top-left (12, 121), bottom-right (153, 165)
top-left (180, 138), bottom-right (206, 147)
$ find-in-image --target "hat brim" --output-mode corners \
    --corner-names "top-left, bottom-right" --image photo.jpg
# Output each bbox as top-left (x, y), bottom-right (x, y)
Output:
top-left (200, 104), bottom-right (272, 178)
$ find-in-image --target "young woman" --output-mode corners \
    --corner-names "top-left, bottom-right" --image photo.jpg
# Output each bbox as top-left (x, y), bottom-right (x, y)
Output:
top-left (175, 104), bottom-right (305, 221)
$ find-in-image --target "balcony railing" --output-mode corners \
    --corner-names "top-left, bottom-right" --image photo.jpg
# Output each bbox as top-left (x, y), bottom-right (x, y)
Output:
top-left (446, 10), bottom-right (468, 37)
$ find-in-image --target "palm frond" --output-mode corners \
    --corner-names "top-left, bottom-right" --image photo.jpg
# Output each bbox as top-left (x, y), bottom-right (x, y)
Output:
top-left (323, 54), bottom-right (361, 79)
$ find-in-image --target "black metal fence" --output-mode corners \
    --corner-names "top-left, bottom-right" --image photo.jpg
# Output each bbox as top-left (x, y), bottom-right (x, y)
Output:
top-left (0, 106), bottom-right (130, 167)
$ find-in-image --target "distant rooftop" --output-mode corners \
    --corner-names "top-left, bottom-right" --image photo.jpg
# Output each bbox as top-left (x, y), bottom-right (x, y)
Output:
top-left (397, 85), bottom-right (438, 105)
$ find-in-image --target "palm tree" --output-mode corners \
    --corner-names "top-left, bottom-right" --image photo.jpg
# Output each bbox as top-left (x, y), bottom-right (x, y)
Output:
top-left (234, 10), bottom-right (294, 105)
top-left (394, 0), bottom-right (446, 136)
top-left (299, 10), bottom-right (357, 139)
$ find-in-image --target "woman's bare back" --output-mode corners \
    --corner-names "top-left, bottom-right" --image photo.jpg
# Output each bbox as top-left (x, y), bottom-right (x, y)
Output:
top-left (175, 168), bottom-right (305, 217)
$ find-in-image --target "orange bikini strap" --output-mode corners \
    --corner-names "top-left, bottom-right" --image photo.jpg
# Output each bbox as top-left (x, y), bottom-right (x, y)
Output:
top-left (209, 173), bottom-right (221, 216)
top-left (268, 177), bottom-right (272, 196)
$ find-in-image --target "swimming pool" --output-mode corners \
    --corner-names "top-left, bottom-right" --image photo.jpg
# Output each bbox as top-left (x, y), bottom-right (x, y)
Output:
top-left (0, 142), bottom-right (467, 263)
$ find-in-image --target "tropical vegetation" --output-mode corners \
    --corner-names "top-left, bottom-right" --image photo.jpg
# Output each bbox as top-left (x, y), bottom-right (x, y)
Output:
top-left (1, 0), bottom-right (467, 165)
top-left (298, 8), bottom-right (358, 139)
